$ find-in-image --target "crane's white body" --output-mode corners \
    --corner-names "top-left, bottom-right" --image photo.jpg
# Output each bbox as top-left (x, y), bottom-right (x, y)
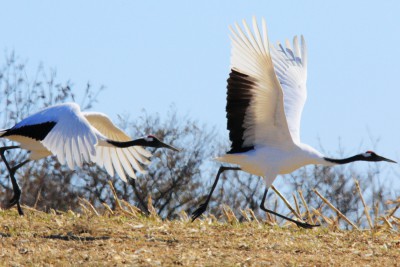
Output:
top-left (218, 144), bottom-right (328, 185)
top-left (216, 18), bottom-right (334, 186)
top-left (0, 102), bottom-right (151, 182)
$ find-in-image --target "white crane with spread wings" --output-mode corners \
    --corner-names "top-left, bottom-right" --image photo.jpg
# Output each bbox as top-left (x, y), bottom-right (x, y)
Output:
top-left (0, 102), bottom-right (179, 215)
top-left (192, 17), bottom-right (396, 228)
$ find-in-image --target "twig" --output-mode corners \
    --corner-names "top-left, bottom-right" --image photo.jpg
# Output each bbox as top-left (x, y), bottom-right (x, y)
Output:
top-left (298, 190), bottom-right (312, 223)
top-left (292, 193), bottom-right (301, 219)
top-left (108, 181), bottom-right (123, 211)
top-left (313, 189), bottom-right (359, 230)
top-left (102, 203), bottom-right (114, 215)
top-left (386, 197), bottom-right (400, 205)
top-left (374, 202), bottom-right (380, 228)
top-left (79, 197), bottom-right (100, 216)
top-left (313, 208), bottom-right (334, 226)
top-left (271, 185), bottom-right (302, 220)
top-left (121, 199), bottom-right (141, 217)
top-left (391, 216), bottom-right (400, 225)
top-left (240, 209), bottom-right (251, 222)
top-left (33, 187), bottom-right (42, 209)
top-left (354, 178), bottom-right (373, 229)
top-left (386, 204), bottom-right (400, 219)
top-left (248, 209), bottom-right (259, 224)
top-left (147, 195), bottom-right (157, 217)
top-left (108, 181), bottom-right (136, 217)
top-left (222, 205), bottom-right (239, 224)
top-left (381, 216), bottom-right (393, 229)
top-left (79, 203), bottom-right (90, 215)
top-left (178, 210), bottom-right (189, 222)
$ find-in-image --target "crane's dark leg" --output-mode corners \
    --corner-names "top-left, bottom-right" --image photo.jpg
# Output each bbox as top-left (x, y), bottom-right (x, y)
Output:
top-left (8, 160), bottom-right (30, 206)
top-left (0, 146), bottom-right (28, 216)
top-left (191, 166), bottom-right (241, 221)
top-left (129, 178), bottom-right (150, 215)
top-left (260, 188), bottom-right (320, 229)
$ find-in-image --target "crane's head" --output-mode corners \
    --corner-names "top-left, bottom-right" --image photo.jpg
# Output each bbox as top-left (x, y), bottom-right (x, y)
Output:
top-left (324, 150), bottom-right (396, 165)
top-left (360, 151), bottom-right (397, 163)
top-left (143, 135), bottom-right (180, 152)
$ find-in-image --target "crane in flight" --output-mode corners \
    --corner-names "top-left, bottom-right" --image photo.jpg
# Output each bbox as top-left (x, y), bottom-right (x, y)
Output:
top-left (0, 102), bottom-right (179, 215)
top-left (192, 17), bottom-right (396, 228)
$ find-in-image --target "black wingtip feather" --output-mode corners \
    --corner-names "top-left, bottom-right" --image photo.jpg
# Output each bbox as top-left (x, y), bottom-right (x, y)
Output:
top-left (226, 69), bottom-right (255, 154)
top-left (2, 122), bottom-right (56, 141)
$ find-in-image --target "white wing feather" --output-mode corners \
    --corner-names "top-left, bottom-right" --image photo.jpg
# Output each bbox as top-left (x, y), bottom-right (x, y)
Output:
top-left (2, 103), bottom-right (153, 182)
top-left (230, 17), bottom-right (294, 149)
top-left (39, 103), bottom-right (98, 169)
top-left (83, 112), bottom-right (151, 181)
top-left (271, 35), bottom-right (308, 144)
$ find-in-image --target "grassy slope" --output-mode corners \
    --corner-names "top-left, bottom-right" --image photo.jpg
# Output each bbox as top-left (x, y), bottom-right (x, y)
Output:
top-left (0, 208), bottom-right (399, 266)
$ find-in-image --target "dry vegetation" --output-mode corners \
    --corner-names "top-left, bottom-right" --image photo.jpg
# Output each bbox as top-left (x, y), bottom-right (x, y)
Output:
top-left (0, 185), bottom-right (399, 267)
top-left (1, 50), bottom-right (400, 267)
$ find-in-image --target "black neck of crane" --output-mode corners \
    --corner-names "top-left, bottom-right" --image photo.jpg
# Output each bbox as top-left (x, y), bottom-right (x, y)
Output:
top-left (323, 154), bottom-right (365, 165)
top-left (107, 138), bottom-right (151, 148)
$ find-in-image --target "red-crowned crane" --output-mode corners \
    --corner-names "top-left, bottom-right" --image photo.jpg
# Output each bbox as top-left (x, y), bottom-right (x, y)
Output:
top-left (191, 17), bottom-right (396, 228)
top-left (0, 102), bottom-right (179, 215)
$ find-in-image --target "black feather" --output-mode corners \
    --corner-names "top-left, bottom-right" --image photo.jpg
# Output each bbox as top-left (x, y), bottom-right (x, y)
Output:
top-left (2, 122), bottom-right (56, 141)
top-left (226, 69), bottom-right (255, 154)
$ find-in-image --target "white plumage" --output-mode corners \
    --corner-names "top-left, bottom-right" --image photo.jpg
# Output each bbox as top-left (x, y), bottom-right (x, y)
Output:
top-left (217, 18), bottom-right (321, 186)
top-left (1, 102), bottom-right (179, 215)
top-left (192, 17), bottom-right (395, 226)
top-left (1, 102), bottom-right (151, 182)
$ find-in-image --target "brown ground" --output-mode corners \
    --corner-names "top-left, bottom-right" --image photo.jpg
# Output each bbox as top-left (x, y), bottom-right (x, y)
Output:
top-left (0, 206), bottom-right (399, 267)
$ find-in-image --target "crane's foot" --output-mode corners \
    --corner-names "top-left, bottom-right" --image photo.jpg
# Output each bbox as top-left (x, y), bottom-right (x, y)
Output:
top-left (15, 203), bottom-right (24, 216)
top-left (191, 203), bottom-right (208, 222)
top-left (8, 192), bottom-right (24, 216)
top-left (294, 221), bottom-right (320, 229)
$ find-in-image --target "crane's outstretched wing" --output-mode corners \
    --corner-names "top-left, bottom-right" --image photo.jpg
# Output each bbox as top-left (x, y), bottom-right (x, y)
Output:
top-left (227, 17), bottom-right (294, 154)
top-left (12, 103), bottom-right (99, 169)
top-left (83, 112), bottom-right (152, 182)
top-left (270, 36), bottom-right (308, 144)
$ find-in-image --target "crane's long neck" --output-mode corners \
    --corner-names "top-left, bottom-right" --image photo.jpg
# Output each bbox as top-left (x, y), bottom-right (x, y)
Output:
top-left (107, 139), bottom-right (151, 148)
top-left (106, 138), bottom-right (179, 152)
top-left (323, 155), bottom-right (365, 165)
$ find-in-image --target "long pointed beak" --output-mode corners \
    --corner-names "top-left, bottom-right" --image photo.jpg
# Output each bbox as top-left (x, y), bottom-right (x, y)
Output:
top-left (379, 156), bottom-right (397, 163)
top-left (160, 142), bottom-right (181, 152)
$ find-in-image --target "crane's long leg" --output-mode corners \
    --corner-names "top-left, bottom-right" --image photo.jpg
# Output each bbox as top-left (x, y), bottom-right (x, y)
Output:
top-left (129, 178), bottom-right (150, 215)
top-left (191, 166), bottom-right (241, 222)
top-left (8, 160), bottom-right (30, 205)
top-left (260, 188), bottom-right (319, 229)
top-left (0, 146), bottom-right (28, 216)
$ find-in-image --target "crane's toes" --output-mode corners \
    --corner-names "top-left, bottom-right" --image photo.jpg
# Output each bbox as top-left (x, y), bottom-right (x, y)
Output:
top-left (191, 203), bottom-right (207, 222)
top-left (295, 221), bottom-right (320, 229)
top-left (16, 204), bottom-right (24, 216)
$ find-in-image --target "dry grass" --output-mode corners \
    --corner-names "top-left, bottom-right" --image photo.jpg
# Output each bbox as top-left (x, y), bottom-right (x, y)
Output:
top-left (0, 196), bottom-right (399, 266)
top-left (0, 182), bottom-right (399, 266)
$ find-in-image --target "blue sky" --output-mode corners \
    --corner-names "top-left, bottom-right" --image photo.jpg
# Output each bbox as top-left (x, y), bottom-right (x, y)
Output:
top-left (1, 1), bottom-right (400, 170)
